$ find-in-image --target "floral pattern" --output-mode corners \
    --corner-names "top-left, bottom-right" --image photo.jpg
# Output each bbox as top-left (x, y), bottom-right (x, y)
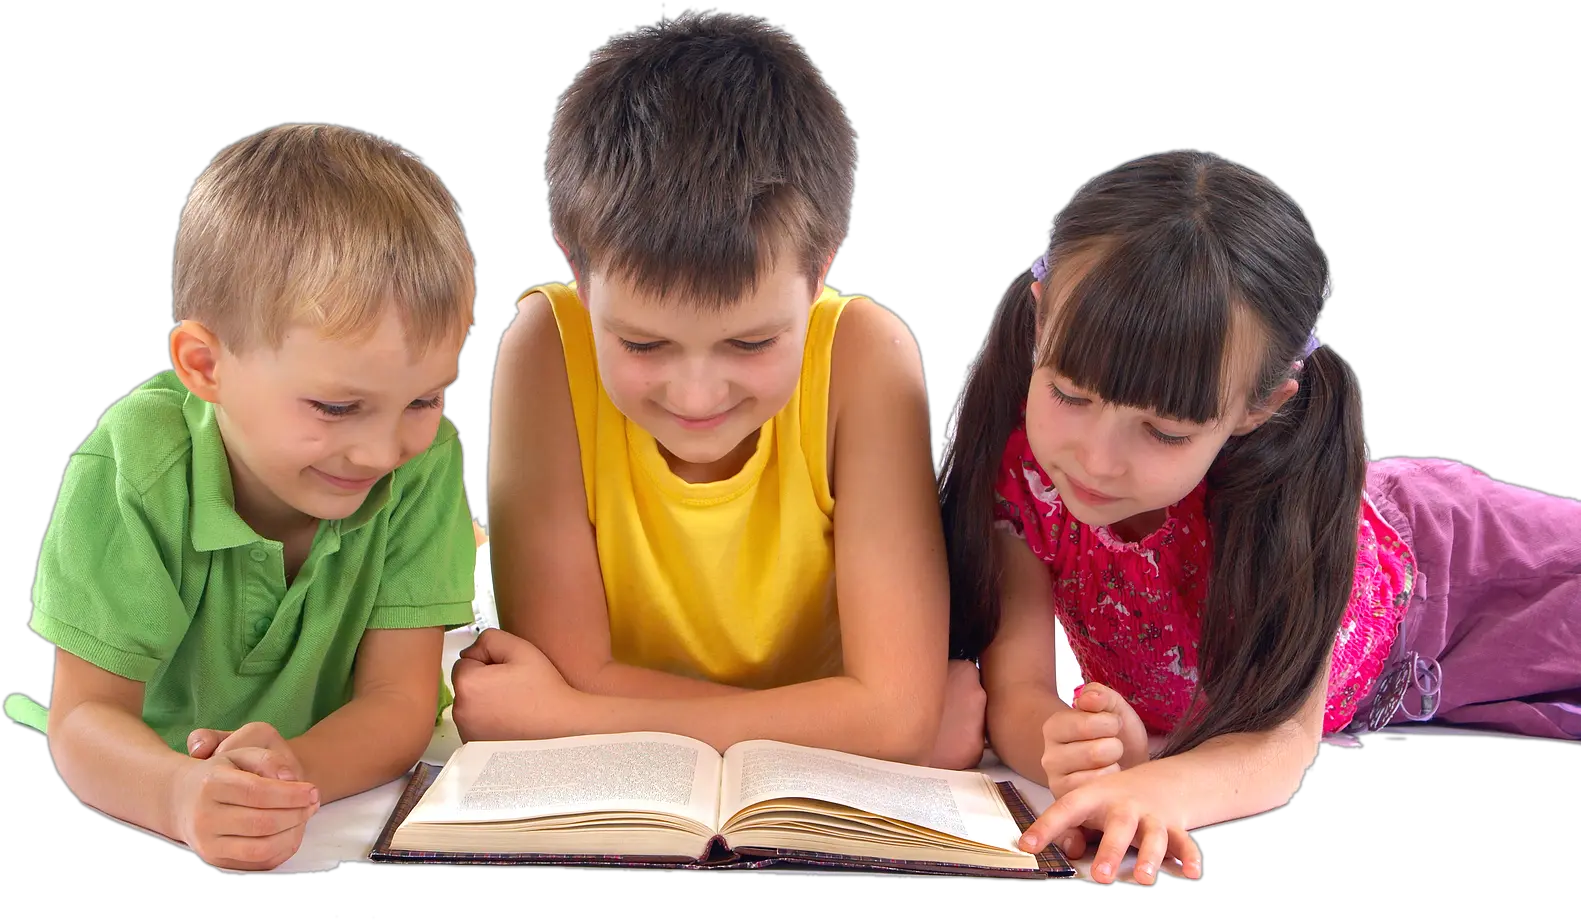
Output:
top-left (993, 424), bottom-right (1416, 735)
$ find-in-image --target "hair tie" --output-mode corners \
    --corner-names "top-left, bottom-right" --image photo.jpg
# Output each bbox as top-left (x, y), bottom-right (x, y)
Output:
top-left (1292, 332), bottom-right (1321, 372)
top-left (1030, 253), bottom-right (1049, 282)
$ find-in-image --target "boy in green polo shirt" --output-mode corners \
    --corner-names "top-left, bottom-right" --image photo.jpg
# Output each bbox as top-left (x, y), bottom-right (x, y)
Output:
top-left (5, 124), bottom-right (478, 870)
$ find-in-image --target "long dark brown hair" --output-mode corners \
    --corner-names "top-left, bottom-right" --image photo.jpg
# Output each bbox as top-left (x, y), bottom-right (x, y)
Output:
top-left (940, 151), bottom-right (1366, 757)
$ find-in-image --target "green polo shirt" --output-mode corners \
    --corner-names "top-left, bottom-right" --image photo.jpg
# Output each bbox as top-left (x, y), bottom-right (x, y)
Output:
top-left (28, 371), bottom-right (475, 751)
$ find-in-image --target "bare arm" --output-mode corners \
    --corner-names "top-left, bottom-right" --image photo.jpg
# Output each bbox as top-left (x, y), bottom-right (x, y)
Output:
top-left (980, 529), bottom-right (1065, 781)
top-left (486, 292), bottom-right (741, 700)
top-left (46, 649), bottom-right (192, 841)
top-left (286, 627), bottom-right (446, 803)
top-left (1122, 647), bottom-right (1330, 829)
top-left (465, 297), bottom-right (950, 763)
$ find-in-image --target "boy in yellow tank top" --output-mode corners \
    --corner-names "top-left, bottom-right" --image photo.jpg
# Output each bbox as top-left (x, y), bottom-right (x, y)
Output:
top-left (451, 12), bottom-right (984, 768)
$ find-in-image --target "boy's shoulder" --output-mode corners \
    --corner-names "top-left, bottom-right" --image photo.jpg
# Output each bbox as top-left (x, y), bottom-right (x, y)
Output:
top-left (73, 370), bottom-right (198, 497)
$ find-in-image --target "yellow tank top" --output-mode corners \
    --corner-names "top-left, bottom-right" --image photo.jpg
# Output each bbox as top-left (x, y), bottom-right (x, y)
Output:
top-left (532, 282), bottom-right (851, 689)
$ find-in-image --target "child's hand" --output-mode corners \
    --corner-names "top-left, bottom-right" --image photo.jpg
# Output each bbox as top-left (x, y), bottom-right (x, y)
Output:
top-left (186, 721), bottom-right (306, 782)
top-left (929, 659), bottom-right (988, 770)
top-left (451, 628), bottom-right (576, 741)
top-left (169, 747), bottom-right (320, 871)
top-left (1040, 682), bottom-right (1149, 797)
top-left (1018, 767), bottom-right (1203, 885)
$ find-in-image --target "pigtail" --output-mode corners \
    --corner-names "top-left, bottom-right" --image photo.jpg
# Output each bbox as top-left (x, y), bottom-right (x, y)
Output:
top-left (1158, 343), bottom-right (1367, 757)
top-left (938, 271), bottom-right (1040, 659)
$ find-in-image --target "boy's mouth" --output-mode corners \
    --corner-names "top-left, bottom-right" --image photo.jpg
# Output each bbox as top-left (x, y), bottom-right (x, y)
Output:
top-left (312, 468), bottom-right (382, 491)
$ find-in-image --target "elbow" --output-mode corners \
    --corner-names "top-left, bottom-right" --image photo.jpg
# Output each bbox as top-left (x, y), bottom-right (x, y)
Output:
top-left (871, 694), bottom-right (946, 767)
top-left (881, 720), bottom-right (937, 767)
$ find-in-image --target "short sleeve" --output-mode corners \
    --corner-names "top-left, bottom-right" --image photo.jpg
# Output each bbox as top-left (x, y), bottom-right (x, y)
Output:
top-left (369, 422), bottom-right (477, 630)
top-left (29, 453), bottom-right (193, 682)
top-left (993, 440), bottom-right (1029, 538)
top-left (991, 426), bottom-right (1063, 562)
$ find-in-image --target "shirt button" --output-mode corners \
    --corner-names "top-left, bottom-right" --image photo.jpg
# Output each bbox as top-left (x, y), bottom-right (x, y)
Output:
top-left (249, 549), bottom-right (267, 563)
top-left (253, 616), bottom-right (272, 638)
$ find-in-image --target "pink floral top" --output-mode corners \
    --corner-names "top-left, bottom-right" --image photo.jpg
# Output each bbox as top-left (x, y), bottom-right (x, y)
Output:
top-left (993, 424), bottom-right (1416, 734)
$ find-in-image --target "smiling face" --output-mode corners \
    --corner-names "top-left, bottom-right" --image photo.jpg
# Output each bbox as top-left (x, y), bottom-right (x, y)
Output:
top-left (1022, 259), bottom-right (1293, 536)
top-left (179, 308), bottom-right (461, 532)
top-left (580, 259), bottom-right (818, 481)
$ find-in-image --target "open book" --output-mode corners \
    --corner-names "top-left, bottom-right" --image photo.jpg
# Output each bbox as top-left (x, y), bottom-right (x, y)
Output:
top-left (371, 732), bottom-right (1072, 879)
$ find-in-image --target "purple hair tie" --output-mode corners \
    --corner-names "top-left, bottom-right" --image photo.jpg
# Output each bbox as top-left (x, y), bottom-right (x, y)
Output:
top-left (1302, 332), bottom-right (1321, 358)
top-left (1030, 253), bottom-right (1049, 282)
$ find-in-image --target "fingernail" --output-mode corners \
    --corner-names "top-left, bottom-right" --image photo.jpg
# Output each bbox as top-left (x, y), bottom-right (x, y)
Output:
top-left (1019, 834), bottom-right (1036, 850)
top-left (188, 739), bottom-right (204, 754)
top-left (278, 769), bottom-right (297, 782)
top-left (1139, 862), bottom-right (1155, 879)
top-left (310, 788), bottom-right (320, 805)
top-left (1095, 861), bottom-right (1111, 880)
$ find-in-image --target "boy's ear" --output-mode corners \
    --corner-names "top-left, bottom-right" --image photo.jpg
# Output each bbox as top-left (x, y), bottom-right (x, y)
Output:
top-left (554, 236), bottom-right (583, 289)
top-left (169, 320), bottom-right (224, 403)
top-left (1234, 377), bottom-right (1300, 435)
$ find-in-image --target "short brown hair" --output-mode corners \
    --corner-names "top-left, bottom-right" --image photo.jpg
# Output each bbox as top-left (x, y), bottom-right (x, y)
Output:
top-left (547, 12), bottom-right (856, 308)
top-left (174, 123), bottom-right (475, 353)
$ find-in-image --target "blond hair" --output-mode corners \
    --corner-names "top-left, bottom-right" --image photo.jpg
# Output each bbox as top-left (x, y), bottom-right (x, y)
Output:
top-left (174, 124), bottom-right (474, 353)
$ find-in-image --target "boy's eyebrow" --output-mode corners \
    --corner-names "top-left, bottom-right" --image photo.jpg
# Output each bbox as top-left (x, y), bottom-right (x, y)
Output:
top-left (602, 316), bottom-right (795, 339)
top-left (317, 374), bottom-right (459, 399)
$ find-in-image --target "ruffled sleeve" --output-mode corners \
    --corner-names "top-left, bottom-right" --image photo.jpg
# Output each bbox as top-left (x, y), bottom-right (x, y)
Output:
top-left (992, 424), bottom-right (1066, 563)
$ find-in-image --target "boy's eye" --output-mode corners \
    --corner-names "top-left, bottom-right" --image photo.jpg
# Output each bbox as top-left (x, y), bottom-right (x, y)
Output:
top-left (410, 395), bottom-right (444, 411)
top-left (309, 400), bottom-right (358, 418)
top-left (729, 336), bottom-right (779, 354)
top-left (619, 339), bottom-right (663, 354)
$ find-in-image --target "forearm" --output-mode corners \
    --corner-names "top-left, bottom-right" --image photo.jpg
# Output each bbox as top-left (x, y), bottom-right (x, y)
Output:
top-left (48, 702), bottom-right (191, 841)
top-left (573, 659), bottom-right (748, 699)
top-left (289, 690), bottom-right (435, 803)
top-left (1136, 720), bottom-right (1319, 829)
top-left (986, 683), bottom-right (1065, 783)
top-left (489, 676), bottom-right (936, 764)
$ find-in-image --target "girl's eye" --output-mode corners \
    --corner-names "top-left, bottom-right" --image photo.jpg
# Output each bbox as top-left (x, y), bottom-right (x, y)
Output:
top-left (1047, 383), bottom-right (1090, 408)
top-left (410, 395), bottom-right (444, 411)
top-left (619, 339), bottom-right (663, 354)
top-left (729, 336), bottom-right (779, 354)
top-left (310, 401), bottom-right (357, 418)
top-left (1147, 425), bottom-right (1192, 447)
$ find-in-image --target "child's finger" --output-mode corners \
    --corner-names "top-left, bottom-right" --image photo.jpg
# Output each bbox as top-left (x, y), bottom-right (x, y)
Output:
top-left (1074, 682), bottom-right (1125, 715)
top-left (186, 728), bottom-right (231, 758)
top-left (1043, 737), bottom-right (1124, 782)
top-left (209, 764), bottom-right (319, 810)
top-left (214, 801), bottom-right (316, 839)
top-left (1089, 812), bottom-right (1139, 885)
top-left (212, 823), bottom-right (308, 870)
top-left (1132, 816), bottom-right (1169, 885)
top-left (1043, 709), bottom-right (1121, 744)
top-left (221, 746), bottom-right (301, 783)
top-left (1168, 826), bottom-right (1203, 879)
top-left (1018, 794), bottom-right (1090, 854)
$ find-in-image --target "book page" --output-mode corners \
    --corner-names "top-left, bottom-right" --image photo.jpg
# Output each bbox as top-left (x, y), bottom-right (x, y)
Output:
top-left (404, 732), bottom-right (722, 831)
top-left (718, 739), bottom-right (1023, 852)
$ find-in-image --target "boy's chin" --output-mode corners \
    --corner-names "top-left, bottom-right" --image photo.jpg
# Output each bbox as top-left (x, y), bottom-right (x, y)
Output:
top-left (288, 487), bottom-right (371, 522)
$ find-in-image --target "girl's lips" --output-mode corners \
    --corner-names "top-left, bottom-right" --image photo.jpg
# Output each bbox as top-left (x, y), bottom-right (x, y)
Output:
top-left (1063, 472), bottom-right (1120, 505)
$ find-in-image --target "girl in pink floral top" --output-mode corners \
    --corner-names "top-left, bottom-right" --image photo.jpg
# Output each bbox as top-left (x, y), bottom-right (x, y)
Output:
top-left (938, 151), bottom-right (1581, 886)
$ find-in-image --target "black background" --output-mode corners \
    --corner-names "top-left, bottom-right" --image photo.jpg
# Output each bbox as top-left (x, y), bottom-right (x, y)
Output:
top-left (6, 1), bottom-right (1574, 891)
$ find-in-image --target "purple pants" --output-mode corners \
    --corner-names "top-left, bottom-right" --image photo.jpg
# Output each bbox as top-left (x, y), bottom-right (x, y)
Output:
top-left (1353, 458), bottom-right (1581, 740)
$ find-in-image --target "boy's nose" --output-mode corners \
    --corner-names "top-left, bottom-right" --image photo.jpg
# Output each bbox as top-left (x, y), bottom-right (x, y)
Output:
top-left (345, 435), bottom-right (402, 476)
top-left (667, 376), bottom-right (729, 419)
